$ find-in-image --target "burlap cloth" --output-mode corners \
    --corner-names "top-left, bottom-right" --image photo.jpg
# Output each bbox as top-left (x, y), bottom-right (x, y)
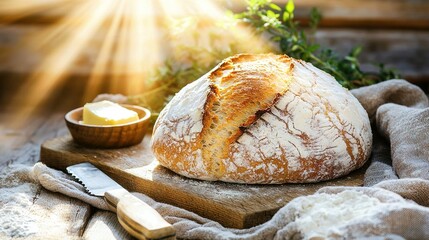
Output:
top-left (32, 79), bottom-right (429, 239)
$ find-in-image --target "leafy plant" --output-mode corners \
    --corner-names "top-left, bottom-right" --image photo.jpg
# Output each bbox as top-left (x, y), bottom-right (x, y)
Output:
top-left (129, 0), bottom-right (400, 124)
top-left (234, 0), bottom-right (399, 89)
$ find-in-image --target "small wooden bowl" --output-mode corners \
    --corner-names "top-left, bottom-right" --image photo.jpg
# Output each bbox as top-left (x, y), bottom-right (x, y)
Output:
top-left (65, 104), bottom-right (151, 148)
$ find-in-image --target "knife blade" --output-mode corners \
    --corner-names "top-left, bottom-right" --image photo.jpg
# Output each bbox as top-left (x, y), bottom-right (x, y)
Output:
top-left (67, 162), bottom-right (176, 240)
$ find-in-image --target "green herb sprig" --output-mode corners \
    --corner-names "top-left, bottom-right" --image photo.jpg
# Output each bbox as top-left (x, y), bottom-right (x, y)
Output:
top-left (234, 0), bottom-right (399, 89)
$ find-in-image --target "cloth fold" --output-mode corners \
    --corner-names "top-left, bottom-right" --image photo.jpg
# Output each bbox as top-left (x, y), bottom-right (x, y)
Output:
top-left (377, 104), bottom-right (429, 179)
top-left (31, 163), bottom-right (110, 211)
top-left (33, 79), bottom-right (429, 239)
top-left (351, 79), bottom-right (429, 185)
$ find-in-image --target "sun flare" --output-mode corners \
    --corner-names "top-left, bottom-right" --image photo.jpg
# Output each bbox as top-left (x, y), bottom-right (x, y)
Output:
top-left (2, 0), bottom-right (273, 125)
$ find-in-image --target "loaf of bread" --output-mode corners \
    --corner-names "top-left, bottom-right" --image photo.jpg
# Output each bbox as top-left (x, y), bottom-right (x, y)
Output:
top-left (151, 54), bottom-right (372, 184)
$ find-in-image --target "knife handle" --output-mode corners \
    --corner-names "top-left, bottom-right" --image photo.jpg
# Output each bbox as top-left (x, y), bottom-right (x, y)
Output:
top-left (105, 189), bottom-right (176, 240)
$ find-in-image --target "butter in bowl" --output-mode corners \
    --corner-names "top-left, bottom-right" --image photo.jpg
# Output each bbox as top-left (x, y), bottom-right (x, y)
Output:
top-left (65, 100), bottom-right (151, 148)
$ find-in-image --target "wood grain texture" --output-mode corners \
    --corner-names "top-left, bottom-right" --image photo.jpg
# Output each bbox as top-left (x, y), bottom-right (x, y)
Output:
top-left (0, 175), bottom-right (91, 240)
top-left (83, 211), bottom-right (133, 240)
top-left (253, 0), bottom-right (429, 29)
top-left (25, 185), bottom-right (92, 239)
top-left (0, 112), bottom-right (67, 165)
top-left (2, 0), bottom-right (429, 29)
top-left (40, 134), bottom-right (366, 229)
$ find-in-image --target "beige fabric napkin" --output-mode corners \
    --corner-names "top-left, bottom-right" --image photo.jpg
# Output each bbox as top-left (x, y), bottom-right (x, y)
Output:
top-left (32, 79), bottom-right (429, 239)
top-left (352, 79), bottom-right (429, 186)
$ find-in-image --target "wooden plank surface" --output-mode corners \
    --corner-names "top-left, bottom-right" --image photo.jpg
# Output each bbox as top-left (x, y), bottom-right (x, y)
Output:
top-left (29, 188), bottom-right (92, 239)
top-left (287, 0), bottom-right (429, 29)
top-left (2, 0), bottom-right (429, 29)
top-left (40, 134), bottom-right (366, 229)
top-left (83, 211), bottom-right (132, 240)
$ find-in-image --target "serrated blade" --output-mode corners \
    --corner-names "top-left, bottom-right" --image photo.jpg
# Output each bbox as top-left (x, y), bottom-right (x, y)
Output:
top-left (67, 162), bottom-right (123, 196)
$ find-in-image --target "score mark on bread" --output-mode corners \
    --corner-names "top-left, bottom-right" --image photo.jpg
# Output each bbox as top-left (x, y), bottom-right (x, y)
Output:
top-left (151, 54), bottom-right (372, 184)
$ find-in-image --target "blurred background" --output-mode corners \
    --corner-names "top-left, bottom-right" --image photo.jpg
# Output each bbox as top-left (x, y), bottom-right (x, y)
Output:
top-left (0, 0), bottom-right (428, 119)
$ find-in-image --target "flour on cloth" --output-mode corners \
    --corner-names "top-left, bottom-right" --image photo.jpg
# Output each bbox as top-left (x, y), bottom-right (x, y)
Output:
top-left (0, 162), bottom-right (91, 239)
top-left (0, 183), bottom-right (39, 238)
top-left (351, 79), bottom-right (429, 186)
top-left (0, 164), bottom-right (39, 238)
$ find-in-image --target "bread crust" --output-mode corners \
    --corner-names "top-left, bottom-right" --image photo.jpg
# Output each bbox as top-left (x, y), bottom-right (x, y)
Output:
top-left (151, 54), bottom-right (372, 184)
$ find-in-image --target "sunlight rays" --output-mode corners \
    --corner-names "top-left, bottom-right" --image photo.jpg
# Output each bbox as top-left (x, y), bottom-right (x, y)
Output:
top-left (125, 0), bottom-right (161, 95)
top-left (10, 0), bottom-right (115, 122)
top-left (83, 0), bottom-right (125, 102)
top-left (2, 0), bottom-right (273, 126)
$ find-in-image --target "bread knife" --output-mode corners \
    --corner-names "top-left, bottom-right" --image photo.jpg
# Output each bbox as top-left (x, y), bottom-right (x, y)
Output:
top-left (67, 162), bottom-right (176, 240)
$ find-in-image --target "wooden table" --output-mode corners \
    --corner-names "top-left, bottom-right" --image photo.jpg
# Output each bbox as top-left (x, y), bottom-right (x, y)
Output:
top-left (0, 108), bottom-right (134, 239)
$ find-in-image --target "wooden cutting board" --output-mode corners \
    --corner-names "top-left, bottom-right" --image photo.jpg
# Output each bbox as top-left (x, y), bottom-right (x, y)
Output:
top-left (40, 134), bottom-right (366, 229)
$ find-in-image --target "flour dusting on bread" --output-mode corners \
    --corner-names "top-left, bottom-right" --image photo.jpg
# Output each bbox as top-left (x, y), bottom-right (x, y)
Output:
top-left (151, 74), bottom-right (211, 178)
top-left (223, 59), bottom-right (371, 183)
top-left (152, 53), bottom-right (372, 184)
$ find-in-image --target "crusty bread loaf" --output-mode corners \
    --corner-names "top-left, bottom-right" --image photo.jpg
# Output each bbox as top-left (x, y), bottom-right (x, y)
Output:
top-left (151, 54), bottom-right (372, 184)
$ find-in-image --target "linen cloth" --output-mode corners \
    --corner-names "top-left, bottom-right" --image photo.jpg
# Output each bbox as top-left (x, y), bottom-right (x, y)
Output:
top-left (32, 79), bottom-right (429, 239)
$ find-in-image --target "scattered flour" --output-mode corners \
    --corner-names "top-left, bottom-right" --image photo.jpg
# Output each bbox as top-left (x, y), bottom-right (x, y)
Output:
top-left (291, 190), bottom-right (382, 239)
top-left (0, 184), bottom-right (39, 238)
